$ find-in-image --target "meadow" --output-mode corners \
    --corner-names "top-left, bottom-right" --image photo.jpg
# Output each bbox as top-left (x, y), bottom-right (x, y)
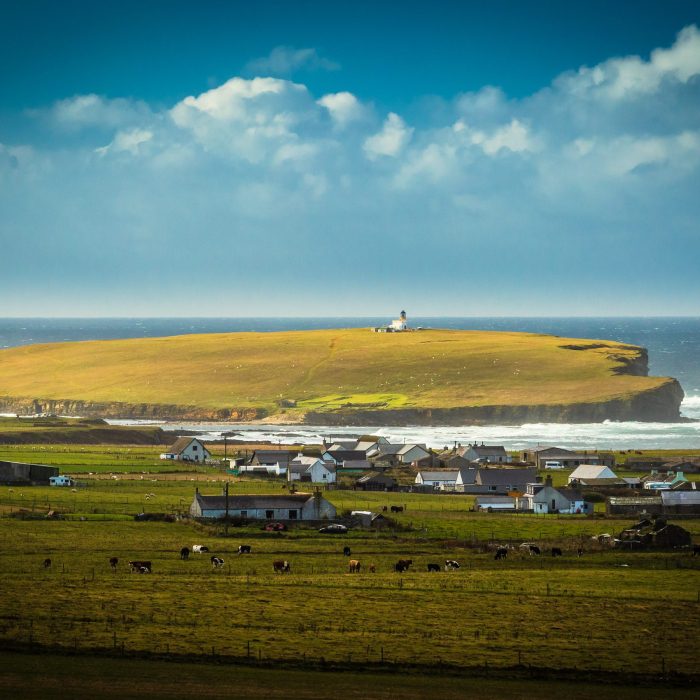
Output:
top-left (0, 328), bottom-right (672, 417)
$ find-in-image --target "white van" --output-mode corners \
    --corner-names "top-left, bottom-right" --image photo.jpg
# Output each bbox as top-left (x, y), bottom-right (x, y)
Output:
top-left (544, 461), bottom-right (564, 470)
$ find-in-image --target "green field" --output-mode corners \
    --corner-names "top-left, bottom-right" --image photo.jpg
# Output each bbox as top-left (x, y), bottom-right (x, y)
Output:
top-left (0, 328), bottom-right (675, 419)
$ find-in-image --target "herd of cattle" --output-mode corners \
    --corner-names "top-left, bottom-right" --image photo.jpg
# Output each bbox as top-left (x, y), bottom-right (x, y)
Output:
top-left (40, 540), bottom-right (620, 576)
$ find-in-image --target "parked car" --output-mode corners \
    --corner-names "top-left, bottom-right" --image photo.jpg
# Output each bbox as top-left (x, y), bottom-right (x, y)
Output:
top-left (263, 522), bottom-right (287, 531)
top-left (319, 524), bottom-right (348, 534)
top-left (544, 461), bottom-right (564, 469)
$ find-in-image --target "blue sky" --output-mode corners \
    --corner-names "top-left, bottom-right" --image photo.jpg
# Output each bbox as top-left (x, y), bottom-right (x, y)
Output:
top-left (1, 0), bottom-right (700, 316)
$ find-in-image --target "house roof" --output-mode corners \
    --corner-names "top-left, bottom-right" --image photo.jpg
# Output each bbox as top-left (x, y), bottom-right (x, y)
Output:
top-left (476, 468), bottom-right (537, 486)
top-left (250, 450), bottom-right (296, 465)
top-left (327, 441), bottom-right (357, 451)
top-left (398, 443), bottom-right (429, 455)
top-left (465, 444), bottom-right (508, 456)
top-left (417, 470), bottom-right (459, 481)
top-left (341, 460), bottom-right (372, 470)
top-left (324, 449), bottom-right (367, 462)
top-left (194, 493), bottom-right (315, 510)
top-left (356, 472), bottom-right (396, 484)
top-left (456, 466), bottom-right (478, 484)
top-left (167, 437), bottom-right (205, 454)
top-left (660, 491), bottom-right (700, 505)
top-left (569, 464), bottom-right (618, 480)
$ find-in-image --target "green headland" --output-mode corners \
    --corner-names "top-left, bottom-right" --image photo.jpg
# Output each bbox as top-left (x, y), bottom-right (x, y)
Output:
top-left (0, 328), bottom-right (684, 424)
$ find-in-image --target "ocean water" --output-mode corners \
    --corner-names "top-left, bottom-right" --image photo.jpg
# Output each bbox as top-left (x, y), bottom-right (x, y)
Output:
top-left (2, 317), bottom-right (699, 448)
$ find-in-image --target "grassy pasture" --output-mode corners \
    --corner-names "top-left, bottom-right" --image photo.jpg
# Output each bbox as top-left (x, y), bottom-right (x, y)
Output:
top-left (0, 328), bottom-right (671, 416)
top-left (0, 517), bottom-right (698, 680)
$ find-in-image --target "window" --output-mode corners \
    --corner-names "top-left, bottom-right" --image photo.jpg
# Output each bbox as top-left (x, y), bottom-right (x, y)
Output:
top-left (265, 510), bottom-right (274, 519)
top-left (192, 445), bottom-right (198, 451)
top-left (288, 510), bottom-right (298, 519)
top-left (240, 511), bottom-right (247, 519)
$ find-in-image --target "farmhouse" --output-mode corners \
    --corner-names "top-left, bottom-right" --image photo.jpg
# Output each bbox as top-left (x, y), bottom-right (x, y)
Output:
top-left (454, 466), bottom-right (478, 491)
top-left (519, 476), bottom-right (592, 514)
top-left (371, 443), bottom-right (432, 467)
top-left (190, 490), bottom-right (336, 521)
top-left (288, 455), bottom-right (336, 483)
top-left (160, 437), bottom-right (211, 462)
top-left (414, 470), bottom-right (458, 490)
top-left (0, 460), bottom-right (58, 485)
top-left (461, 467), bottom-right (538, 495)
top-left (461, 443), bottom-right (511, 464)
top-left (521, 446), bottom-right (611, 469)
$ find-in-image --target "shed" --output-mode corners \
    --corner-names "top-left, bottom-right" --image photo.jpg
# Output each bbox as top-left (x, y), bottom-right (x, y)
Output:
top-left (190, 491), bottom-right (336, 521)
top-left (474, 496), bottom-right (517, 511)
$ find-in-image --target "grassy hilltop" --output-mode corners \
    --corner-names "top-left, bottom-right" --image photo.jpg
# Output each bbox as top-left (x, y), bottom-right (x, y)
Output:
top-left (0, 328), bottom-right (683, 423)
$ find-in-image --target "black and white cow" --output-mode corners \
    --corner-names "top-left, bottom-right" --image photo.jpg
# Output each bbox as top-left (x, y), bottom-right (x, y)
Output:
top-left (494, 547), bottom-right (508, 560)
top-left (237, 545), bottom-right (251, 555)
top-left (444, 560), bottom-right (461, 571)
top-left (193, 545), bottom-right (209, 554)
top-left (211, 556), bottom-right (225, 568)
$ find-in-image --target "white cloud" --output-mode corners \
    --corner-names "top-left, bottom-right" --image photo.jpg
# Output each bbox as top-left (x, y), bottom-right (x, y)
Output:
top-left (363, 113), bottom-right (413, 159)
top-left (317, 91), bottom-right (367, 127)
top-left (46, 94), bottom-right (152, 129)
top-left (245, 46), bottom-right (339, 76)
top-left (95, 128), bottom-right (153, 156)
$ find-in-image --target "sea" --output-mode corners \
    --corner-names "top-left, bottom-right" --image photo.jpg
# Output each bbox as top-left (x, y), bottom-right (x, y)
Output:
top-left (1, 317), bottom-right (699, 450)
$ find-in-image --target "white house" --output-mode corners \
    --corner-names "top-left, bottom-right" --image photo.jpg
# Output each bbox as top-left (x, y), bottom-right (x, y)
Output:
top-left (160, 437), bottom-right (211, 462)
top-left (288, 455), bottom-right (337, 483)
top-left (233, 460), bottom-right (287, 477)
top-left (415, 470), bottom-right (458, 490)
top-left (455, 467), bottom-right (478, 491)
top-left (520, 477), bottom-right (592, 514)
top-left (190, 490), bottom-right (336, 521)
top-left (568, 464), bottom-right (619, 485)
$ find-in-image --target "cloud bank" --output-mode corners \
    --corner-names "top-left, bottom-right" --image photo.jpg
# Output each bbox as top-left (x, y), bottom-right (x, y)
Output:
top-left (1, 27), bottom-right (699, 315)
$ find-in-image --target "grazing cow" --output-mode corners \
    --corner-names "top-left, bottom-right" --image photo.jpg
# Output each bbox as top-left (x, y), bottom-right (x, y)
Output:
top-left (394, 559), bottom-right (412, 573)
top-left (445, 559), bottom-right (460, 571)
top-left (551, 547), bottom-right (563, 557)
top-left (129, 560), bottom-right (151, 573)
top-left (368, 564), bottom-right (376, 573)
top-left (211, 556), bottom-right (225, 568)
top-left (390, 505), bottom-right (404, 513)
top-left (529, 545), bottom-right (541, 556)
top-left (192, 545), bottom-right (209, 554)
top-left (382, 506), bottom-right (388, 512)
top-left (577, 548), bottom-right (584, 557)
top-left (109, 557), bottom-right (119, 570)
top-left (43, 558), bottom-right (52, 569)
top-left (237, 545), bottom-right (251, 555)
top-left (348, 559), bottom-right (361, 573)
top-left (273, 560), bottom-right (291, 573)
top-left (180, 547), bottom-right (190, 560)
top-left (494, 547), bottom-right (508, 560)
top-left (343, 546), bottom-right (351, 557)
top-left (427, 563), bottom-right (440, 572)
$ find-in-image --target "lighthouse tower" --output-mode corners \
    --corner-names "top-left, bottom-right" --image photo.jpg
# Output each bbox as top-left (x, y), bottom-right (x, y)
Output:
top-left (390, 310), bottom-right (408, 331)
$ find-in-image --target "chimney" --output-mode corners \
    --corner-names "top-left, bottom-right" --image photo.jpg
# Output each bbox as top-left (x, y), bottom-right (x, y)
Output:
top-left (545, 474), bottom-right (553, 488)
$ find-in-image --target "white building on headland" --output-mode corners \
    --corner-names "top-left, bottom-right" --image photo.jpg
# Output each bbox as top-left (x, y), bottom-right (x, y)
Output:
top-left (373, 310), bottom-right (411, 333)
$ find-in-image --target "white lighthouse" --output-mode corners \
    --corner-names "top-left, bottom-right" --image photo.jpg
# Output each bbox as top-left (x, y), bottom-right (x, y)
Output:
top-left (390, 310), bottom-right (408, 331)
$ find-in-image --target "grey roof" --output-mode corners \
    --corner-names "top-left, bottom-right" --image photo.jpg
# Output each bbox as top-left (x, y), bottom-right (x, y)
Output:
top-left (250, 450), bottom-right (296, 466)
top-left (418, 470), bottom-right (459, 481)
top-left (660, 491), bottom-right (700, 505)
top-left (556, 487), bottom-right (584, 501)
top-left (324, 449), bottom-right (367, 462)
top-left (474, 496), bottom-right (517, 504)
top-left (195, 493), bottom-right (314, 510)
top-left (398, 443), bottom-right (429, 455)
top-left (167, 437), bottom-right (206, 454)
top-left (476, 468), bottom-right (537, 486)
top-left (341, 460), bottom-right (372, 470)
top-left (466, 444), bottom-right (508, 456)
top-left (457, 466), bottom-right (478, 484)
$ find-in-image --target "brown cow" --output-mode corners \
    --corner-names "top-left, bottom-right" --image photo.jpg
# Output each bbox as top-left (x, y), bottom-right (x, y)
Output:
top-left (42, 558), bottom-right (51, 569)
top-left (273, 560), bottom-right (290, 573)
top-left (394, 559), bottom-right (412, 573)
top-left (348, 559), bottom-right (361, 573)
